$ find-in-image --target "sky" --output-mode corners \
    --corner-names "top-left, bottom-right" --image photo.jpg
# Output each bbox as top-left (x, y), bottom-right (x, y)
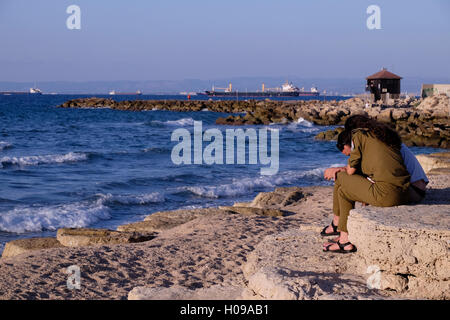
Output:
top-left (0, 0), bottom-right (449, 82)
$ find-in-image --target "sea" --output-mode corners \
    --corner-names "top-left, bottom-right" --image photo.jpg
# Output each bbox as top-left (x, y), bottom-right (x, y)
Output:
top-left (0, 94), bottom-right (442, 251)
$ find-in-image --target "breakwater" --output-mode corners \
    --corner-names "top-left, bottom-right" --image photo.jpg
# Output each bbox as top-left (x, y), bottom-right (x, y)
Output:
top-left (58, 95), bottom-right (449, 148)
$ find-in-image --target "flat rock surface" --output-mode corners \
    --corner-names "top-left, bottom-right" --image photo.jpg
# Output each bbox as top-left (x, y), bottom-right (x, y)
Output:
top-left (218, 206), bottom-right (288, 217)
top-left (1, 237), bottom-right (63, 258)
top-left (241, 229), bottom-right (388, 300)
top-left (56, 228), bottom-right (155, 247)
top-left (349, 204), bottom-right (450, 232)
top-left (136, 208), bottom-right (221, 232)
top-left (416, 152), bottom-right (450, 174)
top-left (347, 174), bottom-right (450, 299)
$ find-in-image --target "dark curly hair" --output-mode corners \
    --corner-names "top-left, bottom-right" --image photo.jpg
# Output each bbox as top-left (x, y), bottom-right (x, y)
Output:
top-left (336, 129), bottom-right (352, 151)
top-left (344, 115), bottom-right (402, 150)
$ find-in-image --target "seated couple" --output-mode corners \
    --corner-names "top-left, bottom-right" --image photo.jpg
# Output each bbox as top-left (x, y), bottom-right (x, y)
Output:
top-left (321, 115), bottom-right (428, 254)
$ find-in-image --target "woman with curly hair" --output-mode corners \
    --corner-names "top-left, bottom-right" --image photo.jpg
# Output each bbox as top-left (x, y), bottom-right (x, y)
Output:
top-left (344, 115), bottom-right (428, 199)
top-left (321, 117), bottom-right (416, 253)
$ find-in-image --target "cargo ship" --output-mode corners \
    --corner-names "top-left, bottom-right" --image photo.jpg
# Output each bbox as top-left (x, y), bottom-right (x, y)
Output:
top-left (198, 81), bottom-right (319, 97)
top-left (109, 90), bottom-right (142, 95)
top-left (0, 87), bottom-right (43, 95)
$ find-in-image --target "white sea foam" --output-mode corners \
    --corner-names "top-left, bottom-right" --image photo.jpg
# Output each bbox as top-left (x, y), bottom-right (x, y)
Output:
top-left (0, 141), bottom-right (12, 151)
top-left (330, 163), bottom-right (346, 168)
top-left (0, 191), bottom-right (166, 233)
top-left (0, 152), bottom-right (88, 168)
top-left (268, 118), bottom-right (317, 133)
top-left (0, 199), bottom-right (111, 233)
top-left (285, 117), bottom-right (318, 133)
top-left (152, 117), bottom-right (195, 126)
top-left (98, 192), bottom-right (165, 205)
top-left (296, 117), bottom-right (314, 127)
top-left (178, 167), bottom-right (328, 198)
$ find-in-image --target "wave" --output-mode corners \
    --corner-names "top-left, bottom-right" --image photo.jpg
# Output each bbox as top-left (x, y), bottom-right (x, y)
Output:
top-left (0, 198), bottom-right (111, 233)
top-left (286, 117), bottom-right (318, 133)
top-left (97, 192), bottom-right (165, 205)
top-left (0, 191), bottom-right (165, 233)
top-left (150, 117), bottom-right (195, 127)
top-left (0, 141), bottom-right (13, 151)
top-left (177, 167), bottom-right (330, 198)
top-left (0, 152), bottom-right (88, 168)
top-left (267, 117), bottom-right (317, 133)
top-left (296, 117), bottom-right (314, 127)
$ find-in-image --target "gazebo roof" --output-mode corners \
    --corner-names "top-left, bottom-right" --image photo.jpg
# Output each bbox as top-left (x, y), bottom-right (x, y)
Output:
top-left (367, 69), bottom-right (402, 80)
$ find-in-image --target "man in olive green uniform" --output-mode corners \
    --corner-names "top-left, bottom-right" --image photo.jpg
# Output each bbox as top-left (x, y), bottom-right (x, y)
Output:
top-left (323, 129), bottom-right (411, 253)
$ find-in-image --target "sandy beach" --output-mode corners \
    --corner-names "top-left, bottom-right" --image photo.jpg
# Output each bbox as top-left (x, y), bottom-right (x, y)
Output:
top-left (0, 164), bottom-right (448, 300)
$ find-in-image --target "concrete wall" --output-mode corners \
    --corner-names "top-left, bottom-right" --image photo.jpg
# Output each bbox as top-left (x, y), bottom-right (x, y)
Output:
top-left (421, 84), bottom-right (450, 98)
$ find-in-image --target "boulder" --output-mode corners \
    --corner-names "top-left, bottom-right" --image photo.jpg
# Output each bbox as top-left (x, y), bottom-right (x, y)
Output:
top-left (376, 108), bottom-right (393, 123)
top-left (250, 187), bottom-right (306, 208)
top-left (347, 203), bottom-right (450, 299)
top-left (245, 267), bottom-right (300, 300)
top-left (314, 128), bottom-right (344, 141)
top-left (416, 94), bottom-right (449, 113)
top-left (1, 237), bottom-right (63, 258)
top-left (56, 228), bottom-right (155, 247)
top-left (126, 208), bottom-right (220, 233)
top-left (391, 109), bottom-right (410, 121)
top-left (378, 272), bottom-right (408, 292)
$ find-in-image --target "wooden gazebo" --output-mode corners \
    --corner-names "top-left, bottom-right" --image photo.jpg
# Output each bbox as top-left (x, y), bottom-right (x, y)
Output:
top-left (366, 68), bottom-right (402, 103)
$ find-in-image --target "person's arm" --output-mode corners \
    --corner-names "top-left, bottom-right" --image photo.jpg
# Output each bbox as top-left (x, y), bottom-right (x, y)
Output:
top-left (347, 132), bottom-right (362, 175)
top-left (346, 164), bottom-right (356, 175)
top-left (400, 144), bottom-right (429, 186)
top-left (324, 167), bottom-right (347, 180)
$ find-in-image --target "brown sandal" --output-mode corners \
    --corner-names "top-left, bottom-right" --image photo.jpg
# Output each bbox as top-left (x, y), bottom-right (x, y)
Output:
top-left (320, 221), bottom-right (340, 237)
top-left (323, 241), bottom-right (357, 254)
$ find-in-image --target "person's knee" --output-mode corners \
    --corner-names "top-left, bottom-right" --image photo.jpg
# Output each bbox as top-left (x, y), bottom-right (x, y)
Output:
top-left (336, 171), bottom-right (349, 182)
top-left (337, 188), bottom-right (349, 205)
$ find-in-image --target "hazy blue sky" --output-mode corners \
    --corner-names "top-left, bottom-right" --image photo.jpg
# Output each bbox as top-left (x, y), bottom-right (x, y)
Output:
top-left (0, 0), bottom-right (449, 81)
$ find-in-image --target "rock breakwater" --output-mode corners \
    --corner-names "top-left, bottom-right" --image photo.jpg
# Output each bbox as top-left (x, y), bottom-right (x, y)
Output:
top-left (58, 95), bottom-right (449, 148)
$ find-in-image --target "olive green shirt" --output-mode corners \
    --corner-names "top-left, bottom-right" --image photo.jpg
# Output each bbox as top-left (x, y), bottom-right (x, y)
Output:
top-left (348, 129), bottom-right (410, 193)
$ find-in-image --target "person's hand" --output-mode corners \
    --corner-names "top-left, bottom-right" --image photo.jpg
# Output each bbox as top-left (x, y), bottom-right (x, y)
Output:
top-left (324, 167), bottom-right (345, 181)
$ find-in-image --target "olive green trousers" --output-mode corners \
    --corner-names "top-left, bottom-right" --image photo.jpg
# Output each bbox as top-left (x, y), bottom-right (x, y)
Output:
top-left (333, 172), bottom-right (410, 232)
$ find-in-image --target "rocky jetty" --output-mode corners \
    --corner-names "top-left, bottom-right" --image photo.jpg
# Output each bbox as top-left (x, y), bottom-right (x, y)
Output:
top-left (315, 95), bottom-right (449, 148)
top-left (58, 95), bottom-right (449, 148)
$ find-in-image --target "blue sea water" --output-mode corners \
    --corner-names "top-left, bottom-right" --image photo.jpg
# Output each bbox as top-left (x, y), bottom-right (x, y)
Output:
top-left (0, 95), bottom-right (442, 250)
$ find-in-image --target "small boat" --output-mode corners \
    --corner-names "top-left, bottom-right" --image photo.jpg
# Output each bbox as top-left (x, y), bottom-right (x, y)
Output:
top-left (109, 90), bottom-right (142, 95)
top-left (29, 87), bottom-right (43, 95)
